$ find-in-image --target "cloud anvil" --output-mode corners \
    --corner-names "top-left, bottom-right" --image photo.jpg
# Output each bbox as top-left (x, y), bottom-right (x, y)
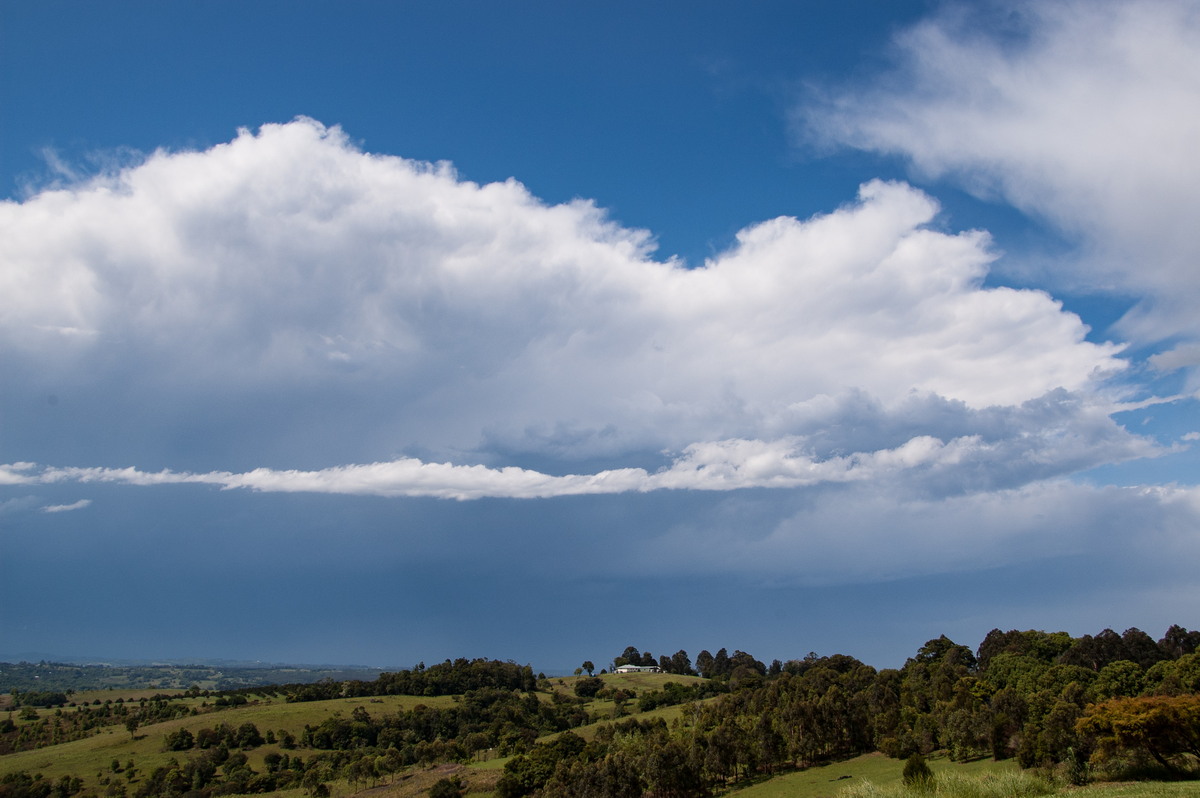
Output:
top-left (2, 121), bottom-right (1127, 478)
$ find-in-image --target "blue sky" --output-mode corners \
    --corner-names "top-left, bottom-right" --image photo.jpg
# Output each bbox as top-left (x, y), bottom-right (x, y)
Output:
top-left (2, 0), bottom-right (1199, 673)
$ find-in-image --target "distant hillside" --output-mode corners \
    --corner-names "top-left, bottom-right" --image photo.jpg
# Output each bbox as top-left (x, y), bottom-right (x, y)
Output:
top-left (0, 660), bottom-right (384, 693)
top-left (2, 629), bottom-right (1198, 798)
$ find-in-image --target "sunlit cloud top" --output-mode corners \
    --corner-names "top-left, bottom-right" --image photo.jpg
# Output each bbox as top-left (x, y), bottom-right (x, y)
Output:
top-left (2, 119), bottom-right (1130, 491)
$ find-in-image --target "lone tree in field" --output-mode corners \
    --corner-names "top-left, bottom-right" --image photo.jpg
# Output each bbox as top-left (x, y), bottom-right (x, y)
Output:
top-left (902, 753), bottom-right (934, 788)
top-left (581, 661), bottom-right (594, 676)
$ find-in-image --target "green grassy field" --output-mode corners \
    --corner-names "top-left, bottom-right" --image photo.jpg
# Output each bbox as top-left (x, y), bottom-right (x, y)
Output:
top-left (471, 673), bottom-right (712, 770)
top-left (5, 676), bottom-right (701, 790)
top-left (0, 692), bottom-right (458, 793)
top-left (545, 671), bottom-right (707, 694)
top-left (5, 676), bottom-right (701, 793)
top-left (543, 671), bottom-right (711, 733)
top-left (6, 675), bottom-right (1199, 798)
top-left (725, 753), bottom-right (1016, 798)
top-left (1072, 784), bottom-right (1200, 798)
top-left (724, 754), bottom-right (1200, 798)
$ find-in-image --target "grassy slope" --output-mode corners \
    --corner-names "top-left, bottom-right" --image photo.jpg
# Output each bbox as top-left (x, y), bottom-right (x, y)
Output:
top-left (468, 699), bottom-right (703, 771)
top-left (7, 674), bottom-right (1199, 798)
top-left (1077, 785), bottom-right (1200, 798)
top-left (3, 675), bottom-right (700, 790)
top-left (546, 672), bottom-right (709, 735)
top-left (725, 754), bottom-right (1200, 798)
top-left (0, 692), bottom-right (456, 792)
top-left (3, 674), bottom-right (691, 795)
top-left (727, 753), bottom-right (1017, 798)
top-left (544, 672), bottom-right (707, 694)
top-left (469, 672), bottom-right (713, 769)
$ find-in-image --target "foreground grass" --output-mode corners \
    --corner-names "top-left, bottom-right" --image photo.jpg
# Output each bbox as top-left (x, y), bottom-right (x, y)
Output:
top-left (1076, 784), bottom-right (1200, 798)
top-left (838, 770), bottom-right (1055, 798)
top-left (727, 754), bottom-right (1200, 798)
top-left (727, 754), bottom-right (1019, 798)
top-left (841, 773), bottom-right (1200, 798)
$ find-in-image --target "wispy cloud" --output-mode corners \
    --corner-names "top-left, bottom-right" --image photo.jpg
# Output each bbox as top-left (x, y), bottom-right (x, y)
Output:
top-left (0, 496), bottom-right (41, 515)
top-left (800, 0), bottom-right (1200, 361)
top-left (4, 408), bottom-right (1157, 501)
top-left (41, 498), bottom-right (92, 513)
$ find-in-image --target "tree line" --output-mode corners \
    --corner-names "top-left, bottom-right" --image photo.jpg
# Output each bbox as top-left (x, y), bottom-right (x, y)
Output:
top-left (280, 658), bottom-right (537, 702)
top-left (495, 625), bottom-right (1200, 798)
top-left (2, 625), bottom-right (1197, 797)
top-left (1, 694), bottom-right (199, 756)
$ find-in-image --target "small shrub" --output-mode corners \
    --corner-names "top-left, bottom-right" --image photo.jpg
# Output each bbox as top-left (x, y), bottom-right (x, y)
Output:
top-left (430, 775), bottom-right (465, 798)
top-left (903, 754), bottom-right (934, 788)
top-left (1063, 746), bottom-right (1089, 786)
top-left (163, 728), bottom-right (194, 751)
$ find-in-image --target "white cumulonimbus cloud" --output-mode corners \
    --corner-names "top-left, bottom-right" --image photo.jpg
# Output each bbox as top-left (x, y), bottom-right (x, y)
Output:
top-left (0, 118), bottom-right (1142, 500)
top-left (801, 0), bottom-right (1200, 365)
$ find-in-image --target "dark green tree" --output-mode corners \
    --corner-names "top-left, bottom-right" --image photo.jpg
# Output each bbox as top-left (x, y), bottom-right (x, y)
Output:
top-left (902, 753), bottom-right (934, 787)
top-left (1159, 625), bottom-right (1200, 658)
top-left (669, 650), bottom-right (694, 675)
top-left (1059, 629), bottom-right (1126, 671)
top-left (713, 649), bottom-right (730, 678)
top-left (236, 722), bottom-right (265, 749)
top-left (1092, 660), bottom-right (1144, 700)
top-left (574, 677), bottom-right (604, 698)
top-left (614, 647), bottom-right (642, 669)
top-left (913, 635), bottom-right (977, 669)
top-left (1121, 628), bottom-right (1167, 668)
top-left (164, 728), bottom-right (195, 751)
